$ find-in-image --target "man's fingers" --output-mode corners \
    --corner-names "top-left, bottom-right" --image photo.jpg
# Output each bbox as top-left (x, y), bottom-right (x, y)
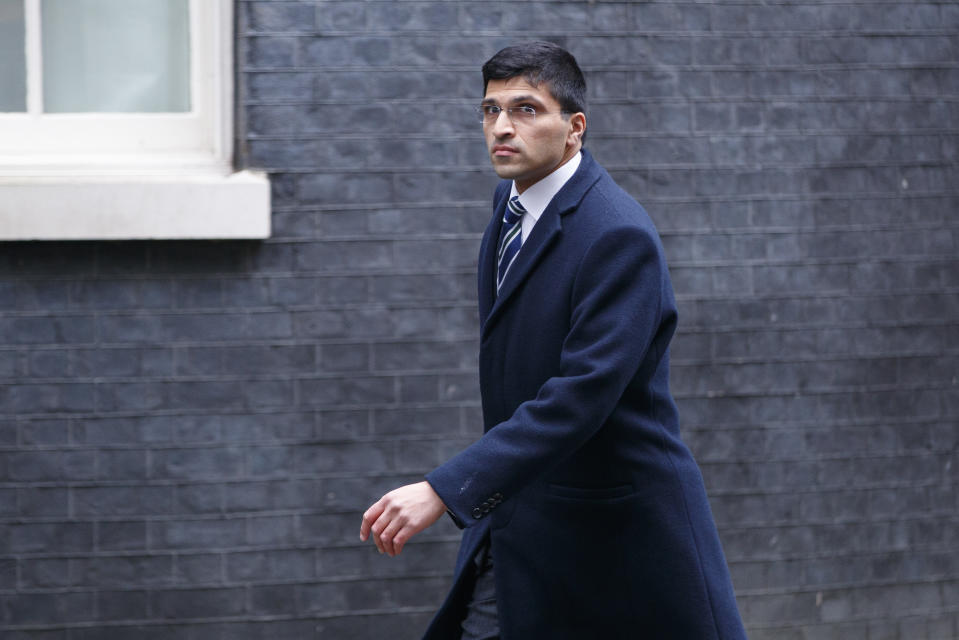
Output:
top-left (360, 500), bottom-right (385, 541)
top-left (370, 516), bottom-right (389, 554)
top-left (386, 513), bottom-right (429, 557)
top-left (392, 527), bottom-right (413, 556)
top-left (378, 517), bottom-right (405, 557)
top-left (366, 498), bottom-right (402, 555)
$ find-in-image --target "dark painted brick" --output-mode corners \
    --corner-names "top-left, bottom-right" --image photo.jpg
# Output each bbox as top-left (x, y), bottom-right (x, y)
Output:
top-left (319, 342), bottom-right (369, 372)
top-left (151, 587), bottom-right (246, 619)
top-left (174, 482), bottom-right (223, 514)
top-left (294, 442), bottom-right (392, 474)
top-left (20, 418), bottom-right (69, 445)
top-left (151, 518), bottom-right (246, 551)
top-left (298, 375), bottom-right (395, 406)
top-left (295, 240), bottom-right (392, 271)
top-left (223, 479), bottom-right (315, 512)
top-left (245, 2), bottom-right (315, 33)
top-left (317, 408), bottom-right (370, 440)
top-left (245, 36), bottom-right (296, 68)
top-left (19, 557), bottom-right (74, 589)
top-left (8, 522), bottom-right (94, 554)
top-left (98, 590), bottom-right (148, 621)
top-left (227, 549), bottom-right (315, 583)
top-left (3, 592), bottom-right (96, 626)
top-left (172, 553), bottom-right (222, 585)
top-left (246, 71), bottom-right (314, 100)
top-left (0, 488), bottom-right (15, 517)
top-left (74, 485), bottom-right (171, 517)
top-left (220, 411), bottom-right (313, 442)
top-left (151, 447), bottom-right (245, 480)
top-left (245, 445), bottom-right (296, 478)
top-left (18, 487), bottom-right (69, 517)
top-left (97, 521), bottom-right (148, 551)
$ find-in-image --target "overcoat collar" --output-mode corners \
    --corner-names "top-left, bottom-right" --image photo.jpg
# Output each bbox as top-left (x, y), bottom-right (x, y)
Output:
top-left (478, 149), bottom-right (604, 338)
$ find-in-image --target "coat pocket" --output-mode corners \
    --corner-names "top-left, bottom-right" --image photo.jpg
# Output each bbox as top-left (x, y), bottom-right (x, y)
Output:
top-left (546, 483), bottom-right (634, 501)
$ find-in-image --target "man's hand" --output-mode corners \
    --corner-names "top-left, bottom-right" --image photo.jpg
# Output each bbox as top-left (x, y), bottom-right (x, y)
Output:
top-left (360, 481), bottom-right (447, 557)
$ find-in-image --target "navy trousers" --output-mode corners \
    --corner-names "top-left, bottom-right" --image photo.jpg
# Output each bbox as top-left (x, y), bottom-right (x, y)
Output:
top-left (459, 541), bottom-right (499, 640)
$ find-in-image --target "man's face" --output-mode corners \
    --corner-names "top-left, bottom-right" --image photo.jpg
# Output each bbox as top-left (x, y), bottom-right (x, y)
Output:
top-left (482, 77), bottom-right (582, 193)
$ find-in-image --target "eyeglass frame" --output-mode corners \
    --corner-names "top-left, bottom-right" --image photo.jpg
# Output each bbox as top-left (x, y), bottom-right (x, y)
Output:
top-left (476, 103), bottom-right (570, 126)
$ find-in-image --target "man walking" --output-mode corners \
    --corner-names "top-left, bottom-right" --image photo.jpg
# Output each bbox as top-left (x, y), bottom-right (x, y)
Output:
top-left (361, 41), bottom-right (748, 640)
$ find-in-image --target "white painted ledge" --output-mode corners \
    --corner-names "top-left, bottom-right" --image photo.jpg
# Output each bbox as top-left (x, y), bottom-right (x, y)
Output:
top-left (0, 170), bottom-right (271, 240)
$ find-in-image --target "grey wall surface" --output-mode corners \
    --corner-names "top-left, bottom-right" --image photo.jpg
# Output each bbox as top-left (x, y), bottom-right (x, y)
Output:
top-left (1, 1), bottom-right (957, 638)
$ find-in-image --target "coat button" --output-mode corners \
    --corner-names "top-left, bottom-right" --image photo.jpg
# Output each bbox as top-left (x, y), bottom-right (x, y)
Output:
top-left (472, 507), bottom-right (483, 519)
top-left (493, 492), bottom-right (503, 500)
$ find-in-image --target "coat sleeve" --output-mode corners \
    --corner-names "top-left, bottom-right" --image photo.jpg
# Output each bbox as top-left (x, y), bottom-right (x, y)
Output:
top-left (426, 219), bottom-right (674, 526)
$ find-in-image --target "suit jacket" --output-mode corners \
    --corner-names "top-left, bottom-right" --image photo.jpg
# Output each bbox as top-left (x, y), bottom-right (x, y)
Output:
top-left (424, 150), bottom-right (747, 639)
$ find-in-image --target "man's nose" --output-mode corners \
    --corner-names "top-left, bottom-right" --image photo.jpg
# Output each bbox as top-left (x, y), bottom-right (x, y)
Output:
top-left (491, 109), bottom-right (515, 137)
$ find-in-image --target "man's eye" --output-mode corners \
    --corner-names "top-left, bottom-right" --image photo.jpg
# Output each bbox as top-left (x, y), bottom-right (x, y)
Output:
top-left (483, 106), bottom-right (501, 115)
top-left (517, 106), bottom-right (536, 116)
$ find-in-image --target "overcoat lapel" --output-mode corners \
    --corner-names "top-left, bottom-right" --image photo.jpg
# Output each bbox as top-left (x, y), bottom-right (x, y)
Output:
top-left (481, 208), bottom-right (561, 339)
top-left (476, 190), bottom-right (504, 327)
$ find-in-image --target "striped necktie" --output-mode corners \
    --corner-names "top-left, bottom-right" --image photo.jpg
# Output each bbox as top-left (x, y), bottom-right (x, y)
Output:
top-left (497, 196), bottom-right (526, 293)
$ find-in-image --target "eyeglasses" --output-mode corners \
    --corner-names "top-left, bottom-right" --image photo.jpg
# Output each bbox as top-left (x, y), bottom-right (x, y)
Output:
top-left (476, 104), bottom-right (567, 125)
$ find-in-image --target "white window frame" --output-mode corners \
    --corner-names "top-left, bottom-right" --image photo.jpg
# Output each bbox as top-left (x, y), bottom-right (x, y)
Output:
top-left (0, 0), bottom-right (270, 240)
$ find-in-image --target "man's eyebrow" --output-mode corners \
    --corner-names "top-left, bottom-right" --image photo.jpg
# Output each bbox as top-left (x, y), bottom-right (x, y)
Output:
top-left (481, 94), bottom-right (544, 106)
top-left (506, 94), bottom-right (542, 105)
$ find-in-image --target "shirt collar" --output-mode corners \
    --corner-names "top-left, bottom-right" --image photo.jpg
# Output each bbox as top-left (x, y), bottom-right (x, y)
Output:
top-left (510, 151), bottom-right (582, 223)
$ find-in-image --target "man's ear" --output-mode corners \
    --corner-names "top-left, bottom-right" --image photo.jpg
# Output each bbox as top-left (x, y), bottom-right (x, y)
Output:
top-left (568, 112), bottom-right (586, 146)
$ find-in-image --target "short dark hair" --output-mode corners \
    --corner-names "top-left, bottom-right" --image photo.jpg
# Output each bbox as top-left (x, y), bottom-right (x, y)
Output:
top-left (482, 41), bottom-right (587, 118)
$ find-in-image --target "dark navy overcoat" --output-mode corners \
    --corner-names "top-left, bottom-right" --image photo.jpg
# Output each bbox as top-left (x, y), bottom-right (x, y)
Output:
top-left (424, 150), bottom-right (748, 639)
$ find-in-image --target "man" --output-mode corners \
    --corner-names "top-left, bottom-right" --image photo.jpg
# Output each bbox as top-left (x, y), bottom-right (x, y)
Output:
top-left (361, 41), bottom-right (748, 639)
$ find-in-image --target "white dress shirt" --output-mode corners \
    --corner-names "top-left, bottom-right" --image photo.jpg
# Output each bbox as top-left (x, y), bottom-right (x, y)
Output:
top-left (510, 151), bottom-right (582, 243)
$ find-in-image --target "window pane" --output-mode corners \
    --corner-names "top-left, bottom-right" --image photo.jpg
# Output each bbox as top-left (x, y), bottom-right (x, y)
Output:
top-left (0, 0), bottom-right (26, 112)
top-left (42, 0), bottom-right (190, 113)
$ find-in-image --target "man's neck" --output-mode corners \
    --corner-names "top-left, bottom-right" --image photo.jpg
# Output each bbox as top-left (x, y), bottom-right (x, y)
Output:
top-left (516, 144), bottom-right (582, 194)
top-left (510, 151), bottom-right (582, 221)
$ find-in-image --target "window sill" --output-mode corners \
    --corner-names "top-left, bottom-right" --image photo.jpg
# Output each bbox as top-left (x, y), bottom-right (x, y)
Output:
top-left (0, 170), bottom-right (270, 240)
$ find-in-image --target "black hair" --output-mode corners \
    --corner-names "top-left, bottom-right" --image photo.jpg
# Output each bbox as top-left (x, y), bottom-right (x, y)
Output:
top-left (482, 41), bottom-right (587, 118)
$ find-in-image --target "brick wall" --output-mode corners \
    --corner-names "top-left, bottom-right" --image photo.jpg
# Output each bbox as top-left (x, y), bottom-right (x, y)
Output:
top-left (1, 1), bottom-right (957, 638)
